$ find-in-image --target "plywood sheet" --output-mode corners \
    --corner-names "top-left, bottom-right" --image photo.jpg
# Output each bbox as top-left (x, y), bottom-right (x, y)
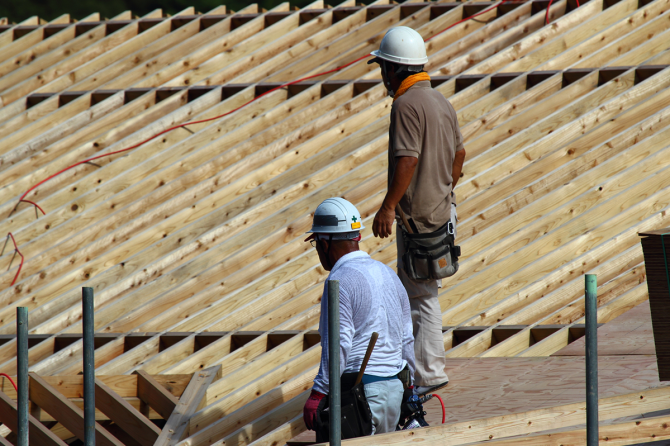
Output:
top-left (288, 355), bottom-right (660, 444)
top-left (553, 300), bottom-right (656, 356)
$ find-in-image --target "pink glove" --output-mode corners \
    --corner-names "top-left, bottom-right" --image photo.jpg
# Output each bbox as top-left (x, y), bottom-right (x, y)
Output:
top-left (303, 390), bottom-right (326, 430)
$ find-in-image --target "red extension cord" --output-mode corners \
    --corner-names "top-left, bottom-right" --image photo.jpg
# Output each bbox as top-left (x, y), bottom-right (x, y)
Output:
top-left (0, 373), bottom-right (18, 392)
top-left (5, 0), bottom-right (573, 288)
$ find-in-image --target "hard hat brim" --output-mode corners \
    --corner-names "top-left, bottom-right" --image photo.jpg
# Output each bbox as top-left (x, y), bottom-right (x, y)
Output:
top-left (369, 49), bottom-right (427, 66)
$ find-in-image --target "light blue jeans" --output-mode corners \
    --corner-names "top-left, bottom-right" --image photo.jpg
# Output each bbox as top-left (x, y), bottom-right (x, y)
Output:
top-left (363, 379), bottom-right (404, 434)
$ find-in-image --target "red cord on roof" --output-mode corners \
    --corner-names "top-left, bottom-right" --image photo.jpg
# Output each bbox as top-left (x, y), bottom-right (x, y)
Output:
top-left (7, 0), bottom-right (573, 287)
top-left (14, 0), bottom-right (519, 217)
top-left (433, 393), bottom-right (446, 424)
top-left (0, 373), bottom-right (17, 392)
top-left (546, 0), bottom-right (579, 25)
top-left (2, 233), bottom-right (24, 287)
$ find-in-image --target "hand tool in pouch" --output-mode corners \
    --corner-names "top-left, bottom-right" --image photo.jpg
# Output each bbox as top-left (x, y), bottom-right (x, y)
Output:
top-left (355, 332), bottom-right (379, 385)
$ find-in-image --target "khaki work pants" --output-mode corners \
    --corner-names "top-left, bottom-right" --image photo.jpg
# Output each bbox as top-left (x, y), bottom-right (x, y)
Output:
top-left (395, 205), bottom-right (456, 386)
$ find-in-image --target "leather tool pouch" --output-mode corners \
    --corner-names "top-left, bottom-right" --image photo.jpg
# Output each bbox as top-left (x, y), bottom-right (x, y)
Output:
top-left (315, 373), bottom-right (373, 441)
top-left (402, 221), bottom-right (460, 281)
top-left (397, 364), bottom-right (411, 390)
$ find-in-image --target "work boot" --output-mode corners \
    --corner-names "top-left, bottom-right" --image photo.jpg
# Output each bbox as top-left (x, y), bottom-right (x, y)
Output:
top-left (413, 380), bottom-right (449, 396)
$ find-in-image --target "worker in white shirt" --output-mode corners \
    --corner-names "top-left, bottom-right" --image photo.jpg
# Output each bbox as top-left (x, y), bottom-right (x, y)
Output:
top-left (302, 197), bottom-right (416, 439)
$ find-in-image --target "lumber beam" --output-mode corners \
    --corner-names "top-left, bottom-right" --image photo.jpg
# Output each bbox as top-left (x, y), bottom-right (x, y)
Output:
top-left (311, 386), bottom-right (670, 446)
top-left (155, 364), bottom-right (220, 445)
top-left (18, 64), bottom-right (669, 113)
top-left (135, 370), bottom-right (179, 420)
top-left (463, 414), bottom-right (670, 445)
top-left (28, 373), bottom-right (123, 446)
top-left (95, 378), bottom-right (161, 445)
top-left (0, 390), bottom-right (67, 446)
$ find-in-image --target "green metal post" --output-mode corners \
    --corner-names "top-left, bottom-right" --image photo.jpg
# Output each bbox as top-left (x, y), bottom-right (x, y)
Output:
top-left (16, 307), bottom-right (28, 446)
top-left (328, 280), bottom-right (341, 446)
top-left (585, 274), bottom-right (598, 445)
top-left (83, 287), bottom-right (95, 446)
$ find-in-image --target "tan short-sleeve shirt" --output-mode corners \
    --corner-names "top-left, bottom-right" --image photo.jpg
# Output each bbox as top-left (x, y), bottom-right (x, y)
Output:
top-left (389, 81), bottom-right (464, 233)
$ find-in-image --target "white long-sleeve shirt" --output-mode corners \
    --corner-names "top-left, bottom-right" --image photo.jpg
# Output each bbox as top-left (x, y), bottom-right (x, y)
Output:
top-left (313, 250), bottom-right (415, 394)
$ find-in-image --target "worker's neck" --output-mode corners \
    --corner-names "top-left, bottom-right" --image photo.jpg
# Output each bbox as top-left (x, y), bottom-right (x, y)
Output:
top-left (325, 242), bottom-right (359, 271)
top-left (389, 76), bottom-right (402, 95)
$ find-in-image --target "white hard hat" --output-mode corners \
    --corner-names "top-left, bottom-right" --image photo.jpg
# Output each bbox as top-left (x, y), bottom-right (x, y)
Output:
top-left (369, 26), bottom-right (428, 66)
top-left (308, 197), bottom-right (365, 234)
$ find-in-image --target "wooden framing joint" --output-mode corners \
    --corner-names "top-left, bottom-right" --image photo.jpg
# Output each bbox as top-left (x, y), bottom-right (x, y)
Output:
top-left (400, 3), bottom-right (430, 19)
top-left (26, 93), bottom-right (54, 109)
top-left (366, 5), bottom-right (395, 21)
top-left (105, 20), bottom-right (133, 35)
top-left (491, 73), bottom-right (524, 91)
top-left (452, 327), bottom-right (487, 347)
top-left (222, 84), bottom-right (252, 100)
top-left (170, 15), bottom-right (198, 32)
top-left (491, 325), bottom-right (527, 346)
top-left (530, 325), bottom-right (563, 345)
top-left (198, 14), bottom-right (229, 31)
top-left (135, 370), bottom-right (180, 421)
top-left (562, 69), bottom-right (594, 88)
top-left (0, 391), bottom-right (67, 445)
top-left (187, 86), bottom-right (217, 103)
top-left (527, 70), bottom-right (560, 89)
top-left (154, 365), bottom-right (221, 445)
top-left (29, 372), bottom-right (124, 446)
top-left (124, 88), bottom-right (153, 104)
top-left (455, 74), bottom-right (487, 93)
top-left (231, 13), bottom-right (261, 30)
top-left (430, 76), bottom-right (452, 89)
top-left (464, 2), bottom-right (499, 18)
top-left (322, 80), bottom-right (349, 97)
top-left (333, 6), bottom-right (363, 24)
top-left (160, 333), bottom-right (191, 352)
top-left (58, 91), bottom-right (86, 107)
top-left (137, 18), bottom-right (163, 33)
top-left (194, 332), bottom-right (228, 351)
top-left (124, 332), bottom-right (159, 352)
top-left (635, 65), bottom-right (669, 84)
top-left (92, 90), bottom-right (121, 106)
top-left (230, 331), bottom-right (264, 351)
top-left (156, 87), bottom-right (185, 103)
top-left (304, 330), bottom-right (321, 350)
top-left (300, 9), bottom-right (329, 25)
top-left (268, 331), bottom-right (300, 349)
top-left (264, 11), bottom-right (294, 27)
top-left (531, 0), bottom-right (553, 15)
top-left (598, 66), bottom-right (632, 86)
top-left (430, 3), bottom-right (460, 20)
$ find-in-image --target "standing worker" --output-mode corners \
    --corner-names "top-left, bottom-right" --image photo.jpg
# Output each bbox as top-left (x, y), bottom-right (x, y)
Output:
top-left (302, 197), bottom-right (416, 439)
top-left (369, 26), bottom-right (466, 395)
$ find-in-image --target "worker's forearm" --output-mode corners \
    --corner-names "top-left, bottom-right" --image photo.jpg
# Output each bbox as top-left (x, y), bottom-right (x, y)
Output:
top-left (451, 149), bottom-right (466, 189)
top-left (382, 156), bottom-right (418, 212)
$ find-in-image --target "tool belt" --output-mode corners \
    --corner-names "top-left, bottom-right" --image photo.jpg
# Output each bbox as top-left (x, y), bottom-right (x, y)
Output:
top-left (402, 220), bottom-right (461, 281)
top-left (315, 372), bottom-right (373, 442)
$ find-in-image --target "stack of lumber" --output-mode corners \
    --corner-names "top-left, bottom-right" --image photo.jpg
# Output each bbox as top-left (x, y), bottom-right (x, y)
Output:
top-left (0, 0), bottom-right (669, 443)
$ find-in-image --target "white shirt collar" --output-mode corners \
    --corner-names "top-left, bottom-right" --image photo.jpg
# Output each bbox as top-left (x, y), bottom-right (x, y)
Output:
top-left (330, 250), bottom-right (370, 275)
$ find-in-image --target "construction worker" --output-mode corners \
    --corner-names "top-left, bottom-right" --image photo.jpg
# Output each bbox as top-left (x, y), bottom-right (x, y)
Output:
top-left (369, 26), bottom-right (466, 395)
top-left (302, 197), bottom-right (416, 439)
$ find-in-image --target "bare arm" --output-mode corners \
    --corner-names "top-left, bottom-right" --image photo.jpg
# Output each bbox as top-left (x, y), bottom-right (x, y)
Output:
top-left (373, 156), bottom-right (418, 238)
top-left (451, 148), bottom-right (466, 189)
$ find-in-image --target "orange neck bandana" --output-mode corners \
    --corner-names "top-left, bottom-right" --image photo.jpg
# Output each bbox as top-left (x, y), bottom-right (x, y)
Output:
top-left (393, 72), bottom-right (431, 102)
